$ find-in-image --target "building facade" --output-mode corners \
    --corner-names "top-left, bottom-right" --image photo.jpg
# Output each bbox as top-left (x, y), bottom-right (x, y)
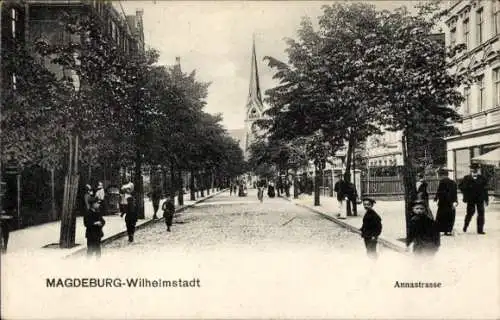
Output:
top-left (444, 0), bottom-right (500, 192)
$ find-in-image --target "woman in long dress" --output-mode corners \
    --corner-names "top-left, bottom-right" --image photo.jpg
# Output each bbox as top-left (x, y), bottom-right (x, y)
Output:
top-left (434, 169), bottom-right (458, 236)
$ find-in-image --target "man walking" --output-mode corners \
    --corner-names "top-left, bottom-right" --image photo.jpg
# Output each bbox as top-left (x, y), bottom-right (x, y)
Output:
top-left (121, 185), bottom-right (138, 242)
top-left (334, 173), bottom-right (348, 219)
top-left (459, 163), bottom-right (489, 234)
top-left (434, 168), bottom-right (458, 236)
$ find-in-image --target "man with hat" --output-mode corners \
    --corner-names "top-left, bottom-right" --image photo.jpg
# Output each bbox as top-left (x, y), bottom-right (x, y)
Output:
top-left (458, 163), bottom-right (489, 234)
top-left (359, 197), bottom-right (382, 258)
top-left (434, 167), bottom-right (458, 236)
top-left (84, 196), bottom-right (106, 258)
top-left (0, 210), bottom-right (14, 254)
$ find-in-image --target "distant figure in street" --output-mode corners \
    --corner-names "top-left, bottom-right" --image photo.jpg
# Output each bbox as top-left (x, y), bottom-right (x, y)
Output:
top-left (267, 182), bottom-right (276, 198)
top-left (151, 166), bottom-right (163, 220)
top-left (121, 186), bottom-right (137, 242)
top-left (334, 174), bottom-right (348, 219)
top-left (84, 196), bottom-right (105, 258)
top-left (284, 179), bottom-right (291, 197)
top-left (359, 198), bottom-right (382, 259)
top-left (95, 181), bottom-right (106, 216)
top-left (459, 163), bottom-right (489, 234)
top-left (0, 210), bottom-right (13, 254)
top-left (257, 179), bottom-right (266, 202)
top-left (406, 200), bottom-right (440, 256)
top-left (434, 168), bottom-right (458, 236)
top-left (162, 198), bottom-right (175, 232)
top-left (229, 181), bottom-right (234, 196)
top-left (233, 183), bottom-right (238, 196)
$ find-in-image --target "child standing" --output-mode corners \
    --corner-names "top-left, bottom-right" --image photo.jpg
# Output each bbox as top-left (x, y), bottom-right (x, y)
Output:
top-left (359, 198), bottom-right (382, 258)
top-left (162, 198), bottom-right (175, 232)
top-left (406, 200), bottom-right (440, 256)
top-left (84, 196), bottom-right (106, 258)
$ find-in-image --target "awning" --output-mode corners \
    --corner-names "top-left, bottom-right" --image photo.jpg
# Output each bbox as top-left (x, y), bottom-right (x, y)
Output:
top-left (471, 148), bottom-right (500, 166)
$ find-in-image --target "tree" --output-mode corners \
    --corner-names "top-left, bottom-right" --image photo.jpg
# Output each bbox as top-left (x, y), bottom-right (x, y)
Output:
top-left (368, 3), bottom-right (463, 237)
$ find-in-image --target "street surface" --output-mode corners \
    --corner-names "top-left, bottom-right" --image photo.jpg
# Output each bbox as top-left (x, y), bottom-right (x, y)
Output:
top-left (2, 190), bottom-right (499, 319)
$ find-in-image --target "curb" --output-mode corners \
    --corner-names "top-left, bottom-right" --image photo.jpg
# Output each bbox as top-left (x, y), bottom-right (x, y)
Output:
top-left (280, 195), bottom-right (408, 254)
top-left (64, 189), bottom-right (228, 258)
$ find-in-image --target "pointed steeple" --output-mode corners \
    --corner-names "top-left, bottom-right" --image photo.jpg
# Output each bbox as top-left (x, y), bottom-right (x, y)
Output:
top-left (247, 34), bottom-right (264, 110)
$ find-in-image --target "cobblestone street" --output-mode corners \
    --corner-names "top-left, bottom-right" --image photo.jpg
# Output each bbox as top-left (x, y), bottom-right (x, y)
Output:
top-left (104, 190), bottom-right (397, 256)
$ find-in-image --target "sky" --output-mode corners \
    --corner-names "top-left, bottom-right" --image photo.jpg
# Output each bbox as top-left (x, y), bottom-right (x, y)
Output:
top-left (120, 1), bottom-right (425, 131)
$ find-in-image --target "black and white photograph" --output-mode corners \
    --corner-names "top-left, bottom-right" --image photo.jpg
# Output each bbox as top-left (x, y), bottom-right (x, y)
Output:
top-left (1, 0), bottom-right (499, 319)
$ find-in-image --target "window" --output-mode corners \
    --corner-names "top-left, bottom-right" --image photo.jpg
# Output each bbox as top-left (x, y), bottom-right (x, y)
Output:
top-left (464, 86), bottom-right (471, 114)
top-left (450, 27), bottom-right (457, 47)
top-left (477, 9), bottom-right (484, 45)
top-left (478, 75), bottom-right (485, 111)
top-left (495, 1), bottom-right (500, 35)
top-left (495, 69), bottom-right (500, 106)
top-left (463, 19), bottom-right (470, 48)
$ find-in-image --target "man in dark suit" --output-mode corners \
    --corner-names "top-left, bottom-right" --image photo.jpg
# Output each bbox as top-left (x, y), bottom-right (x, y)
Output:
top-left (434, 168), bottom-right (458, 236)
top-left (459, 163), bottom-right (489, 234)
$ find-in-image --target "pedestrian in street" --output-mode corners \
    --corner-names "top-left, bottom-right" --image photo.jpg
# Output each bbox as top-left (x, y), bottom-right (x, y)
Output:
top-left (84, 196), bottom-right (106, 258)
top-left (95, 181), bottom-right (107, 216)
top-left (334, 173), bottom-right (348, 219)
top-left (416, 172), bottom-right (432, 218)
top-left (121, 185), bottom-right (138, 243)
top-left (162, 197), bottom-right (175, 232)
top-left (267, 181), bottom-right (276, 198)
top-left (359, 198), bottom-right (382, 259)
top-left (151, 166), bottom-right (163, 220)
top-left (459, 163), bottom-right (489, 234)
top-left (0, 210), bottom-right (14, 254)
top-left (229, 181), bottom-right (233, 196)
top-left (434, 168), bottom-right (458, 236)
top-left (406, 200), bottom-right (440, 256)
top-left (119, 182), bottom-right (133, 216)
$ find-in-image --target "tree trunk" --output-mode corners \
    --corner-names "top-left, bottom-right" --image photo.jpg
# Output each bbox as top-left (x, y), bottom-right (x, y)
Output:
top-left (169, 162), bottom-right (175, 199)
top-left (51, 168), bottom-right (57, 221)
top-left (314, 165), bottom-right (321, 206)
top-left (206, 172), bottom-right (210, 195)
top-left (344, 134), bottom-right (355, 216)
top-left (352, 137), bottom-right (358, 216)
top-left (177, 169), bottom-right (184, 206)
top-left (293, 169), bottom-right (299, 199)
top-left (134, 148), bottom-right (145, 219)
top-left (59, 135), bottom-right (79, 248)
top-left (190, 170), bottom-right (196, 201)
top-left (401, 131), bottom-right (417, 239)
top-left (200, 172), bottom-right (205, 197)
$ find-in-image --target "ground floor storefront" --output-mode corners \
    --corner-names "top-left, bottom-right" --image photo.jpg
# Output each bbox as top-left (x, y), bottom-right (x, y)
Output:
top-left (446, 126), bottom-right (500, 197)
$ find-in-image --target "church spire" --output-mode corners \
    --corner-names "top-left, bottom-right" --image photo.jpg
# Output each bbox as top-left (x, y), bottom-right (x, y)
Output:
top-left (247, 34), bottom-right (264, 110)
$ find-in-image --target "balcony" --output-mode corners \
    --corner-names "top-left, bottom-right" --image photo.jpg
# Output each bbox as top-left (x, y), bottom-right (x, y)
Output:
top-left (458, 107), bottom-right (500, 133)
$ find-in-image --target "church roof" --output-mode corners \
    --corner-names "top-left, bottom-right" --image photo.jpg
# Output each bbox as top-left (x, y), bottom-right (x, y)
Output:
top-left (247, 35), bottom-right (264, 112)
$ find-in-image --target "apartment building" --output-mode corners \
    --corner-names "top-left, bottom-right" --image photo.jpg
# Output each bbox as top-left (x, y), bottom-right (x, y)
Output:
top-left (444, 0), bottom-right (500, 192)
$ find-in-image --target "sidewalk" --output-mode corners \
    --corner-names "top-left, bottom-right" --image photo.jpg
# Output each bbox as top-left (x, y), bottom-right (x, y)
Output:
top-left (5, 189), bottom-right (226, 258)
top-left (284, 192), bottom-right (500, 253)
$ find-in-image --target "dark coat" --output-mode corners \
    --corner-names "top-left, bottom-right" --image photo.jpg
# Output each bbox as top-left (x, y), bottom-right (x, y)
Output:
top-left (360, 208), bottom-right (382, 239)
top-left (458, 175), bottom-right (489, 204)
top-left (434, 177), bottom-right (458, 204)
top-left (434, 177), bottom-right (458, 233)
top-left (84, 209), bottom-right (105, 240)
top-left (125, 196), bottom-right (138, 222)
top-left (407, 214), bottom-right (440, 253)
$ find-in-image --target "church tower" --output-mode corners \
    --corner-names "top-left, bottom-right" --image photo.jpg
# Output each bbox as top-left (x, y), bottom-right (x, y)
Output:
top-left (243, 35), bottom-right (265, 160)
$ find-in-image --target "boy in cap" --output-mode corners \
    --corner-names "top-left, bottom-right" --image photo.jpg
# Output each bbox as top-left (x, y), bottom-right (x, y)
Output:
top-left (359, 197), bottom-right (382, 258)
top-left (162, 197), bottom-right (175, 232)
top-left (84, 196), bottom-right (106, 258)
top-left (406, 200), bottom-right (440, 256)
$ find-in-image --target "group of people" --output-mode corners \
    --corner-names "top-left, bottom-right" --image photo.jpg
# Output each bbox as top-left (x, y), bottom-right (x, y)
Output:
top-left (83, 181), bottom-right (176, 259)
top-left (359, 163), bottom-right (490, 258)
